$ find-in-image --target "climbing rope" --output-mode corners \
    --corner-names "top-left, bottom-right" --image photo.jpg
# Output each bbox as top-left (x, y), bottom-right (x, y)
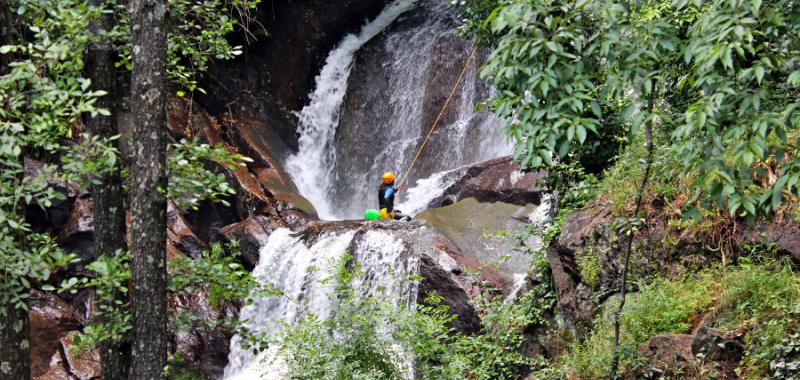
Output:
top-left (397, 43), bottom-right (480, 189)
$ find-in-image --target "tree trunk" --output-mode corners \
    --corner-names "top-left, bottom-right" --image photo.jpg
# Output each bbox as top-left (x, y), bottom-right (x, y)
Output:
top-left (128, 0), bottom-right (168, 378)
top-left (0, 0), bottom-right (17, 71)
top-left (85, 1), bottom-right (131, 378)
top-left (610, 85), bottom-right (657, 377)
top-left (0, 297), bottom-right (29, 380)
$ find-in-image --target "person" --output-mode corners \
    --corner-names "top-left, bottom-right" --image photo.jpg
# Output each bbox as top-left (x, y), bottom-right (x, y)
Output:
top-left (378, 171), bottom-right (411, 221)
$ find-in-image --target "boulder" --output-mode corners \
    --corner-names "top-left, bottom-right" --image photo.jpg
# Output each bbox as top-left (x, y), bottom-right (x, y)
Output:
top-left (168, 201), bottom-right (206, 259)
top-left (767, 216), bottom-right (800, 263)
top-left (748, 215), bottom-right (800, 264)
top-left (58, 333), bottom-right (101, 380)
top-left (169, 287), bottom-right (239, 379)
top-left (638, 334), bottom-right (696, 375)
top-left (33, 332), bottom-right (101, 380)
top-left (417, 246), bottom-right (482, 333)
top-left (24, 158), bottom-right (83, 234)
top-left (691, 325), bottom-right (745, 363)
top-left (417, 198), bottom-right (541, 290)
top-left (426, 157), bottom-right (546, 209)
top-left (58, 197), bottom-right (95, 266)
top-left (29, 290), bottom-right (84, 378)
top-left (219, 216), bottom-right (274, 269)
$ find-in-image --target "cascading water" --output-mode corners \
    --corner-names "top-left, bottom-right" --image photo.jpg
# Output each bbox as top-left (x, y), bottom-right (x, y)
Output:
top-left (285, 0), bottom-right (418, 220)
top-left (224, 1), bottom-right (526, 377)
top-left (223, 228), bottom-right (420, 379)
top-left (286, 0), bottom-right (511, 220)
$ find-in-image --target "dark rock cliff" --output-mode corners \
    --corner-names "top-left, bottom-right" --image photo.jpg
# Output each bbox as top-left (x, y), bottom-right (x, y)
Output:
top-left (197, 0), bottom-right (390, 149)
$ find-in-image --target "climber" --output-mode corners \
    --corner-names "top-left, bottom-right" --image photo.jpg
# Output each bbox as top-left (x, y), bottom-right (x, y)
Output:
top-left (378, 171), bottom-right (411, 221)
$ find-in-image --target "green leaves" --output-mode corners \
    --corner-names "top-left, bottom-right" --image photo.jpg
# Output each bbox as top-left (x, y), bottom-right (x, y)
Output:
top-left (61, 133), bottom-right (120, 189)
top-left (108, 0), bottom-right (262, 93)
top-left (167, 138), bottom-right (252, 212)
top-left (473, 0), bottom-right (800, 220)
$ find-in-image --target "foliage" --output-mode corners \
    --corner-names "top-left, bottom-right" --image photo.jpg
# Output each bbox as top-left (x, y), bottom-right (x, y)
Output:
top-left (58, 249), bottom-right (132, 352)
top-left (0, 0), bottom-right (104, 314)
top-left (551, 163), bottom-right (599, 211)
top-left (59, 242), bottom-right (276, 355)
top-left (0, 0), bottom-right (105, 150)
top-left (768, 333), bottom-right (800, 379)
top-left (471, 0), bottom-right (800, 220)
top-left (279, 252), bottom-right (552, 380)
top-left (452, 0), bottom-right (502, 41)
top-left (598, 131), bottom-right (688, 216)
top-left (279, 253), bottom-right (406, 380)
top-left (556, 259), bottom-right (800, 379)
top-left (576, 246), bottom-right (601, 290)
top-left (165, 353), bottom-right (208, 380)
top-left (0, 234), bottom-right (77, 313)
top-left (167, 138), bottom-right (253, 211)
top-left (0, 0), bottom-right (258, 315)
top-left (107, 0), bottom-right (261, 93)
top-left (169, 241), bottom-right (279, 311)
top-left (61, 133), bottom-right (121, 189)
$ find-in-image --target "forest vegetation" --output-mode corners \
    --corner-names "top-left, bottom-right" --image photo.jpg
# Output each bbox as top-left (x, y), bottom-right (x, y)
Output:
top-left (1, 0), bottom-right (799, 379)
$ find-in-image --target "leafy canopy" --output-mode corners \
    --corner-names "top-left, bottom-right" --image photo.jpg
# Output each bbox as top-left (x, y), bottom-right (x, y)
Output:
top-left (475, 0), bottom-right (800, 220)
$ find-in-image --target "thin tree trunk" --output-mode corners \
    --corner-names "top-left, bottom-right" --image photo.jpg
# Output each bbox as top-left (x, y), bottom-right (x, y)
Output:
top-left (128, 0), bottom-right (168, 378)
top-left (85, 1), bottom-right (130, 378)
top-left (1, 7), bottom-right (30, 378)
top-left (0, 0), bottom-right (16, 71)
top-left (610, 86), bottom-right (657, 377)
top-left (0, 293), bottom-right (29, 380)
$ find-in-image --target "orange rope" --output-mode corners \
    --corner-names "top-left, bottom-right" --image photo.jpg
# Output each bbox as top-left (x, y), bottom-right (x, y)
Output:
top-left (397, 43), bottom-right (479, 189)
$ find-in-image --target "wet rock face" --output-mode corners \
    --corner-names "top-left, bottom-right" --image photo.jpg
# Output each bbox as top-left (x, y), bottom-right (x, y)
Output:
top-left (197, 0), bottom-right (390, 148)
top-left (185, 100), bottom-right (317, 226)
top-left (169, 287), bottom-right (239, 379)
top-left (418, 253), bottom-right (481, 333)
top-left (425, 157), bottom-right (546, 209)
top-left (29, 290), bottom-right (90, 379)
top-left (417, 198), bottom-right (539, 290)
top-left (168, 201), bottom-right (206, 260)
top-left (219, 216), bottom-right (273, 270)
top-left (300, 220), bottom-right (503, 333)
top-left (329, 0), bottom-right (509, 216)
top-left (24, 158), bottom-right (83, 235)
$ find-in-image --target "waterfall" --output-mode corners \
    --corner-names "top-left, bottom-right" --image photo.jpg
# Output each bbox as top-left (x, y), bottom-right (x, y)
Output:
top-left (286, 0), bottom-right (512, 221)
top-left (222, 228), bottom-right (420, 379)
top-left (285, 0), bottom-right (418, 220)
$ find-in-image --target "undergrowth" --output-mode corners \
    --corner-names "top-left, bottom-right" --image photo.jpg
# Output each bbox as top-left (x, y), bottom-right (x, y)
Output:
top-left (546, 258), bottom-right (800, 379)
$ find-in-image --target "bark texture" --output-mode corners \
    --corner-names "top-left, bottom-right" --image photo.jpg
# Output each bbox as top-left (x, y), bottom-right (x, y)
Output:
top-left (85, 0), bottom-right (131, 378)
top-left (0, 0), bottom-right (16, 71)
top-left (0, 299), bottom-right (29, 380)
top-left (128, 0), bottom-right (169, 378)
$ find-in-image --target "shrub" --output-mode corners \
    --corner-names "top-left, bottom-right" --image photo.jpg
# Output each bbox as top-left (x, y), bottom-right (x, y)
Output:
top-left (278, 253), bottom-right (549, 380)
top-left (558, 262), bottom-right (799, 379)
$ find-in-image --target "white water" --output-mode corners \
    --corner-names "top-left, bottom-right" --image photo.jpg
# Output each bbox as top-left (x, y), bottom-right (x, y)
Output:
top-left (222, 228), bottom-right (420, 379)
top-left (395, 169), bottom-right (459, 216)
top-left (286, 0), bottom-right (511, 221)
top-left (285, 0), bottom-right (419, 220)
